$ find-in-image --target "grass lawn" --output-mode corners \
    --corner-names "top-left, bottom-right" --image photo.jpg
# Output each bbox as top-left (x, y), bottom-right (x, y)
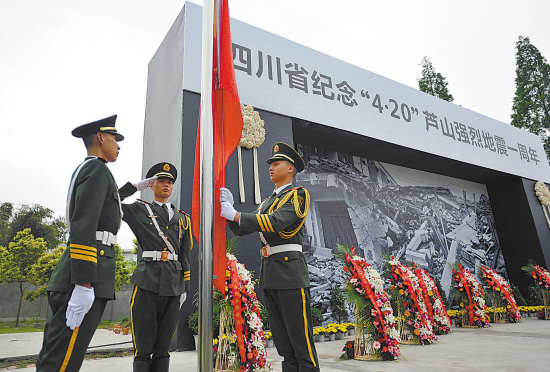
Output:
top-left (0, 319), bottom-right (45, 334)
top-left (0, 318), bottom-right (131, 334)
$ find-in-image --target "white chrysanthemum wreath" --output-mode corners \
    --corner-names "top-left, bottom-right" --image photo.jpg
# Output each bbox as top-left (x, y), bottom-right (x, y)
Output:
top-left (238, 104), bottom-right (266, 204)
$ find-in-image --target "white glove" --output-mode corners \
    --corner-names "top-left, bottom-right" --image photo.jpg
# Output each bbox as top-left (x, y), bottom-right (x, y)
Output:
top-left (179, 293), bottom-right (187, 309)
top-left (134, 176), bottom-right (157, 191)
top-left (66, 285), bottom-right (95, 330)
top-left (220, 187), bottom-right (234, 205)
top-left (220, 201), bottom-right (237, 221)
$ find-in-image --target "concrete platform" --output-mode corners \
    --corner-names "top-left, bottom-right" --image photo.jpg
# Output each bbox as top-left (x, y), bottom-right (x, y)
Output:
top-left (1, 318), bottom-right (550, 371)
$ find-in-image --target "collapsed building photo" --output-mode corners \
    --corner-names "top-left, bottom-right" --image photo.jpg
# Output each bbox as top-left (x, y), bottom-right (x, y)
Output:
top-left (295, 144), bottom-right (506, 315)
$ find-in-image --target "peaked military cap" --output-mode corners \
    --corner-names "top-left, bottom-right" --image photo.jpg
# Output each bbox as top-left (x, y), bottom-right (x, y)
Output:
top-left (146, 162), bottom-right (178, 182)
top-left (71, 115), bottom-right (124, 141)
top-left (266, 142), bottom-right (305, 172)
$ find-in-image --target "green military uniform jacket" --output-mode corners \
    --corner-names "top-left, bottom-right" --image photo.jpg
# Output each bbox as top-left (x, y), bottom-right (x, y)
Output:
top-left (228, 185), bottom-right (310, 290)
top-left (48, 157), bottom-right (121, 300)
top-left (119, 183), bottom-right (191, 296)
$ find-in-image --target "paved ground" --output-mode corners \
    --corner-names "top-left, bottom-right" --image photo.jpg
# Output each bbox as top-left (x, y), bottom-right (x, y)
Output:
top-left (1, 317), bottom-right (550, 371)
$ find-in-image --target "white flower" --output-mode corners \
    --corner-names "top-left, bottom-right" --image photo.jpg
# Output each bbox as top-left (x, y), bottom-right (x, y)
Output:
top-left (240, 104), bottom-right (265, 149)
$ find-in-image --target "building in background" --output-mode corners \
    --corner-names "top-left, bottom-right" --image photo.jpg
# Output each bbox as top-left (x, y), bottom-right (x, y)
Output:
top-left (141, 1), bottom-right (550, 340)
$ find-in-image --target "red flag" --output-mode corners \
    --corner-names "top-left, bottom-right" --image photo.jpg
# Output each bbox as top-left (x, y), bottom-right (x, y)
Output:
top-left (192, 0), bottom-right (243, 295)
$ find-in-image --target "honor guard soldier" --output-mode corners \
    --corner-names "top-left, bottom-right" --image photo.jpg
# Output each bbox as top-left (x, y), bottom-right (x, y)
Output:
top-left (219, 142), bottom-right (320, 372)
top-left (37, 115), bottom-right (124, 372)
top-left (118, 162), bottom-right (192, 372)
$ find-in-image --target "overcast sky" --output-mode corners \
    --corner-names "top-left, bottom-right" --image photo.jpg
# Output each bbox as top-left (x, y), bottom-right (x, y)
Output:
top-left (1, 0), bottom-right (549, 251)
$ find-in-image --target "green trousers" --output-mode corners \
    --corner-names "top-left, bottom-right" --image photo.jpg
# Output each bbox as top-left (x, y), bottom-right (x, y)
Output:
top-left (130, 286), bottom-right (179, 363)
top-left (36, 291), bottom-right (108, 372)
top-left (263, 287), bottom-right (319, 368)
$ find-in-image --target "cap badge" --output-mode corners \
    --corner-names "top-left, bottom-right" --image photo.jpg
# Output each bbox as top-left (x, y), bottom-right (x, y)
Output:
top-left (163, 164), bottom-right (170, 171)
top-left (274, 144), bottom-right (279, 152)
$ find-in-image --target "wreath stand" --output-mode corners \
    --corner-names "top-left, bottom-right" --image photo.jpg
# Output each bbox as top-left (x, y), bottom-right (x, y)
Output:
top-left (460, 309), bottom-right (479, 328)
top-left (214, 308), bottom-right (235, 372)
top-left (396, 297), bottom-right (420, 345)
top-left (353, 309), bottom-right (383, 361)
top-left (492, 294), bottom-right (507, 323)
top-left (544, 291), bottom-right (550, 320)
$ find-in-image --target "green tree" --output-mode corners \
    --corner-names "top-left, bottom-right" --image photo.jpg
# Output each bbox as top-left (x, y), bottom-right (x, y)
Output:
top-left (510, 283), bottom-right (527, 307)
top-left (418, 56), bottom-right (454, 102)
top-left (511, 36), bottom-right (550, 161)
top-left (114, 244), bottom-right (135, 290)
top-left (329, 284), bottom-right (348, 324)
top-left (24, 245), bottom-right (66, 302)
top-left (526, 284), bottom-right (543, 306)
top-left (0, 202), bottom-right (14, 244)
top-left (24, 243), bottom-right (135, 304)
top-left (0, 203), bottom-right (67, 249)
top-left (0, 229), bottom-right (47, 326)
top-left (311, 306), bottom-right (324, 327)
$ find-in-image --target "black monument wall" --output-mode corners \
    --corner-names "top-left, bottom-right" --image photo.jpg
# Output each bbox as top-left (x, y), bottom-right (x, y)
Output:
top-left (486, 177), bottom-right (550, 294)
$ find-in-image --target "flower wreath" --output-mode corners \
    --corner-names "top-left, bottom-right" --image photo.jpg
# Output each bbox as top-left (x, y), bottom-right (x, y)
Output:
top-left (480, 265), bottom-right (521, 322)
top-left (215, 253), bottom-right (271, 371)
top-left (531, 265), bottom-right (550, 293)
top-left (451, 263), bottom-right (490, 327)
top-left (389, 259), bottom-right (436, 344)
top-left (415, 268), bottom-right (452, 334)
top-left (339, 246), bottom-right (400, 360)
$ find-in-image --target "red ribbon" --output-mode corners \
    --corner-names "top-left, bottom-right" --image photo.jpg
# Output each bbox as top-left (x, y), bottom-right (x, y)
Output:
top-left (481, 266), bottom-right (519, 318)
top-left (424, 271), bottom-right (451, 326)
top-left (456, 266), bottom-right (475, 325)
top-left (348, 254), bottom-right (389, 344)
top-left (398, 265), bottom-right (429, 330)
top-left (415, 269), bottom-right (435, 326)
top-left (228, 260), bottom-right (246, 363)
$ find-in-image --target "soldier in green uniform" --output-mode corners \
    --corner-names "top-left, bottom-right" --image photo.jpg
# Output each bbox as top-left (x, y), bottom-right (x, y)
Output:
top-left (37, 115), bottom-right (124, 372)
top-left (118, 162), bottom-right (192, 372)
top-left (219, 142), bottom-right (320, 372)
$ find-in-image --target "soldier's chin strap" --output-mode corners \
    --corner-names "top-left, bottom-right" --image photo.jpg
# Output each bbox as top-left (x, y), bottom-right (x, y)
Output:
top-left (140, 202), bottom-right (176, 255)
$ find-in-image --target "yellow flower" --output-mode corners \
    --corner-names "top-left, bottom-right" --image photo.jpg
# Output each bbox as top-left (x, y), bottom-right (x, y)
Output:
top-left (213, 338), bottom-right (218, 345)
top-left (428, 291), bottom-right (433, 296)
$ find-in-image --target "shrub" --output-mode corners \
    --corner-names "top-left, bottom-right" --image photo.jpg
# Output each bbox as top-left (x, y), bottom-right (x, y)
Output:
top-left (311, 306), bottom-right (324, 327)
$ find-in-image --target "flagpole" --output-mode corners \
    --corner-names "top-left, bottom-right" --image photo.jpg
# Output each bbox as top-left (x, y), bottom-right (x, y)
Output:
top-left (199, 0), bottom-right (215, 370)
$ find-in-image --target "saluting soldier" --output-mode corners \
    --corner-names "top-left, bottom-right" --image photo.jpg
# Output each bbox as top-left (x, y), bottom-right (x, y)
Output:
top-left (219, 142), bottom-right (320, 372)
top-left (118, 162), bottom-right (192, 372)
top-left (37, 115), bottom-right (124, 372)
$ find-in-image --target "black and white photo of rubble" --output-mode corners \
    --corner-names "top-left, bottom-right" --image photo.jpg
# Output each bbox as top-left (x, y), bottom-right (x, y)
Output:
top-left (295, 144), bottom-right (506, 314)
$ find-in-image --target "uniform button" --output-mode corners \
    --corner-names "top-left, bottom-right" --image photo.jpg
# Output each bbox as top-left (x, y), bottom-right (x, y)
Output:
top-left (166, 226), bottom-right (169, 229)
top-left (100, 250), bottom-right (105, 256)
top-left (150, 223), bottom-right (152, 225)
top-left (284, 256), bottom-right (288, 261)
top-left (164, 248), bottom-right (167, 251)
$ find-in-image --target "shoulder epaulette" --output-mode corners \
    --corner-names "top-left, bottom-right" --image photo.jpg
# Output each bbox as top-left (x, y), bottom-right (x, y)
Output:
top-left (137, 199), bottom-right (153, 205)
